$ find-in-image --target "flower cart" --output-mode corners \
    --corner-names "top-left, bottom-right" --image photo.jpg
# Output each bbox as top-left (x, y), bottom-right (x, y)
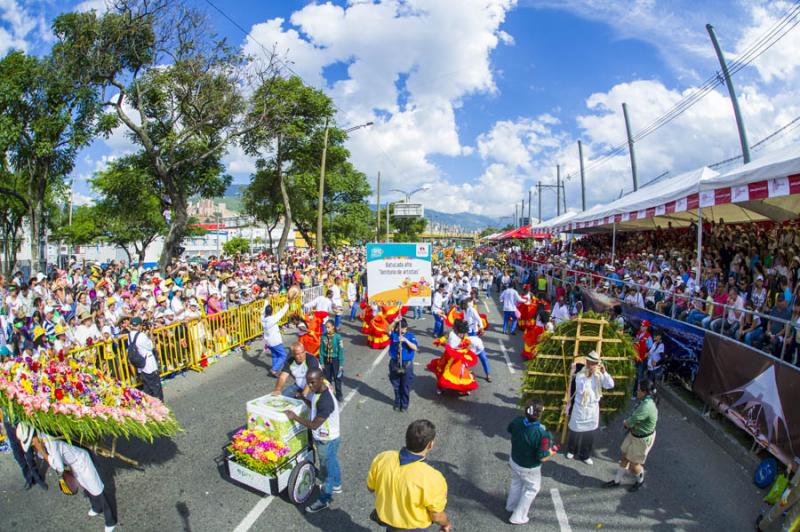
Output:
top-left (225, 395), bottom-right (317, 505)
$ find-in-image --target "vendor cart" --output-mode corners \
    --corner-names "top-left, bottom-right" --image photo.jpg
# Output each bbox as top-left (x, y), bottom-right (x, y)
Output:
top-left (227, 443), bottom-right (316, 505)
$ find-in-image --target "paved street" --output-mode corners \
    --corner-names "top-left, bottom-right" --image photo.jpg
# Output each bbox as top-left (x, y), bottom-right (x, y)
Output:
top-left (1, 295), bottom-right (763, 531)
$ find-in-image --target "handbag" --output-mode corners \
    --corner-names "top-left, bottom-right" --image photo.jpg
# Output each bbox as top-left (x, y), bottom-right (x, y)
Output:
top-left (390, 357), bottom-right (408, 375)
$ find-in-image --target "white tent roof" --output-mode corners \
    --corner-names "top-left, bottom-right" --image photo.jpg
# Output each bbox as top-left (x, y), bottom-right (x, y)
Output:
top-left (534, 211), bottom-right (577, 232)
top-left (570, 166), bottom-right (717, 231)
top-left (697, 143), bottom-right (800, 223)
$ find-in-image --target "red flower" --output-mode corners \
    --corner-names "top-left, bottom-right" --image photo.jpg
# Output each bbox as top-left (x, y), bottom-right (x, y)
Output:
top-left (30, 361), bottom-right (40, 372)
top-left (54, 389), bottom-right (64, 401)
top-left (75, 382), bottom-right (85, 393)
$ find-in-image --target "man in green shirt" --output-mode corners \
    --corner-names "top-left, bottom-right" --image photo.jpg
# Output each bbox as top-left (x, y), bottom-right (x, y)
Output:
top-left (506, 398), bottom-right (556, 525)
top-left (319, 321), bottom-right (344, 401)
top-left (603, 379), bottom-right (659, 492)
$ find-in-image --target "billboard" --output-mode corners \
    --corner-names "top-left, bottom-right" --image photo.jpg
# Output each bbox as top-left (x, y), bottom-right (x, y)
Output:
top-left (392, 203), bottom-right (424, 217)
top-left (366, 243), bottom-right (433, 307)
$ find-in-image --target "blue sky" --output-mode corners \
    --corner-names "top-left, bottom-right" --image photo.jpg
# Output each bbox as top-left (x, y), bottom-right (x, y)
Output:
top-left (4, 1), bottom-right (800, 221)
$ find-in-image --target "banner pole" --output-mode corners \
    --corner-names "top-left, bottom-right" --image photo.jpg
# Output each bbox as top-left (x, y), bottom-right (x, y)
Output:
top-left (611, 223), bottom-right (617, 266)
top-left (696, 207), bottom-right (703, 287)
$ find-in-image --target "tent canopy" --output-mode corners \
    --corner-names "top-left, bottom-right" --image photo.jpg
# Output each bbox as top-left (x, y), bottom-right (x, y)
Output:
top-left (570, 145), bottom-right (800, 233)
top-left (534, 211), bottom-right (578, 233)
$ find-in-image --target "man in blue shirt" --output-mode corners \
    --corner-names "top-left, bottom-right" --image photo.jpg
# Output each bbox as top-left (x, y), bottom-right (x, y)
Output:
top-left (388, 318), bottom-right (418, 412)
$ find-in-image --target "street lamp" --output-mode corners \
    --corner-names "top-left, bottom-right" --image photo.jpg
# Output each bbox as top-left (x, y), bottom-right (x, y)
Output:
top-left (385, 184), bottom-right (432, 240)
top-left (317, 120), bottom-right (374, 255)
top-left (389, 184), bottom-right (432, 203)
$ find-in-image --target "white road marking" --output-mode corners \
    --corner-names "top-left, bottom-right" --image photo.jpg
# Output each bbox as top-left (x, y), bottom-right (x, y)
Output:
top-left (232, 345), bottom-right (389, 532)
top-left (498, 340), bottom-right (516, 374)
top-left (550, 488), bottom-right (572, 532)
top-left (233, 496), bottom-right (275, 532)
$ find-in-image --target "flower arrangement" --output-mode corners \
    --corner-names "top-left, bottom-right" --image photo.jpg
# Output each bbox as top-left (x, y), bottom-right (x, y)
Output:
top-left (228, 428), bottom-right (291, 476)
top-left (0, 353), bottom-right (181, 443)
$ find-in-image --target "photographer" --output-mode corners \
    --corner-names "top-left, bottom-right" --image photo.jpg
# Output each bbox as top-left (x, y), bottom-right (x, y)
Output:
top-left (128, 317), bottom-right (163, 401)
top-left (388, 318), bottom-right (418, 412)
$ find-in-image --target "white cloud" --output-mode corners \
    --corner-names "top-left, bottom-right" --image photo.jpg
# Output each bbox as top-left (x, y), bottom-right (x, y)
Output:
top-left (243, 0), bottom-right (518, 208)
top-left (734, 1), bottom-right (800, 84)
top-left (222, 144), bottom-right (257, 176)
top-left (74, 0), bottom-right (111, 14)
top-left (0, 0), bottom-right (46, 54)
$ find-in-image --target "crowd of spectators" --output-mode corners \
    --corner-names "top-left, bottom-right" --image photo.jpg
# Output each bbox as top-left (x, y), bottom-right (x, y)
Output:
top-left (0, 247), bottom-right (365, 358)
top-left (491, 220), bottom-right (800, 365)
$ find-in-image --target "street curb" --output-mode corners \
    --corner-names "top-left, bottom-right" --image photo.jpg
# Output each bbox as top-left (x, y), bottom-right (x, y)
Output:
top-left (659, 382), bottom-right (760, 472)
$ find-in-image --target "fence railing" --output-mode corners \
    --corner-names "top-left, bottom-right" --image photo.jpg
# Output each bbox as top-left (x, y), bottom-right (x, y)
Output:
top-left (69, 292), bottom-right (307, 388)
top-left (507, 257), bottom-right (798, 361)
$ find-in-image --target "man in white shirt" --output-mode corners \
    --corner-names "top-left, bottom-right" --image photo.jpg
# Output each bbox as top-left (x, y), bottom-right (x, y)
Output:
top-left (646, 333), bottom-right (664, 380)
top-left (551, 295), bottom-right (570, 325)
top-left (261, 303), bottom-right (290, 376)
top-left (500, 283), bottom-right (525, 335)
top-left (128, 317), bottom-right (162, 400)
top-left (312, 290), bottom-right (334, 322)
top-left (432, 284), bottom-right (446, 337)
top-left (331, 278), bottom-right (344, 328)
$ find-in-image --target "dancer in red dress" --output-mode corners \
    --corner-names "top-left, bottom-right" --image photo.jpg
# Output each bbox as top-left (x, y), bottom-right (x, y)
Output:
top-left (426, 319), bottom-right (478, 395)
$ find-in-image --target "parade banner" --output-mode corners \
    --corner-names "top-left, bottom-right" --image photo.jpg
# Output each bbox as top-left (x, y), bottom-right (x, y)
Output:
top-left (694, 335), bottom-right (800, 467)
top-left (366, 243), bottom-right (433, 306)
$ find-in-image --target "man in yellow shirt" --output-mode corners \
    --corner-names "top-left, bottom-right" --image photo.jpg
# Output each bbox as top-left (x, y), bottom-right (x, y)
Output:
top-left (367, 420), bottom-right (452, 532)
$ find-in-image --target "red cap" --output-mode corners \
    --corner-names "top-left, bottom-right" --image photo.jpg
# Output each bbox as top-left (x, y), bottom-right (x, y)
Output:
top-left (641, 320), bottom-right (650, 327)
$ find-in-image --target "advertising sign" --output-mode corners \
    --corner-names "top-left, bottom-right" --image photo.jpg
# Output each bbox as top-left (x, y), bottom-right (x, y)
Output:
top-left (366, 243), bottom-right (433, 306)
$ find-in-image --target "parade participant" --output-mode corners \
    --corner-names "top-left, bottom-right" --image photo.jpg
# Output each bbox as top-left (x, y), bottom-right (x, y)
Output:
top-left (331, 277), bottom-right (344, 329)
top-left (646, 333), bottom-right (664, 381)
top-left (565, 351), bottom-right (615, 464)
top-left (551, 294), bottom-right (570, 325)
top-left (522, 310), bottom-right (549, 361)
top-left (633, 320), bottom-right (652, 397)
top-left (271, 342), bottom-right (321, 398)
top-left (500, 283), bottom-right (525, 335)
top-left (506, 399), bottom-right (556, 526)
top-left (297, 313), bottom-right (323, 356)
top-left (311, 290), bottom-right (334, 323)
top-left (20, 423), bottom-right (117, 531)
top-left (388, 318), bottom-right (418, 412)
top-left (1, 402), bottom-right (46, 490)
top-left (368, 311), bottom-right (392, 349)
top-left (464, 300), bottom-right (491, 382)
top-left (128, 317), bottom-right (163, 401)
top-left (347, 277), bottom-right (358, 321)
top-left (428, 319), bottom-right (478, 396)
top-left (603, 379), bottom-right (659, 492)
top-left (431, 284), bottom-right (446, 337)
top-left (360, 295), bottom-right (375, 334)
top-left (261, 302), bottom-right (290, 377)
top-left (285, 368), bottom-right (342, 513)
top-left (367, 419), bottom-right (451, 532)
top-left (320, 320), bottom-right (345, 401)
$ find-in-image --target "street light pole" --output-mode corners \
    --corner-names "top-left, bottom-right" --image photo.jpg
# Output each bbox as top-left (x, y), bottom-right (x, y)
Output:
top-left (316, 120), bottom-right (373, 254)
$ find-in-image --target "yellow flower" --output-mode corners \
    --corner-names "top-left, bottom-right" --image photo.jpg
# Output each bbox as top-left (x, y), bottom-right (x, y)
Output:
top-left (265, 451), bottom-right (277, 462)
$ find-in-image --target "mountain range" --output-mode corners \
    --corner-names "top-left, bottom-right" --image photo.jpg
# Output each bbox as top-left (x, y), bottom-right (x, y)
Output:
top-left (221, 184), bottom-right (503, 231)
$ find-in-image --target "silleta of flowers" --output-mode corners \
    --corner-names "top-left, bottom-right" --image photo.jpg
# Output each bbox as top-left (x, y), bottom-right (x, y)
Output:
top-left (0, 354), bottom-right (180, 442)
top-left (228, 428), bottom-right (291, 475)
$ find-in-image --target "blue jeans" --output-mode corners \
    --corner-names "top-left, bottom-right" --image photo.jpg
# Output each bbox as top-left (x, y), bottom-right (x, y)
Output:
top-left (268, 343), bottom-right (287, 373)
top-left (281, 383), bottom-right (302, 398)
top-left (744, 328), bottom-right (764, 346)
top-left (413, 306), bottom-right (423, 319)
top-left (468, 332), bottom-right (491, 376)
top-left (633, 361), bottom-right (647, 396)
top-left (350, 302), bottom-right (358, 320)
top-left (686, 310), bottom-right (705, 327)
top-left (334, 314), bottom-right (342, 329)
top-left (316, 437), bottom-right (341, 503)
top-left (503, 311), bottom-right (518, 333)
top-left (389, 361), bottom-right (415, 409)
top-left (433, 314), bottom-right (444, 336)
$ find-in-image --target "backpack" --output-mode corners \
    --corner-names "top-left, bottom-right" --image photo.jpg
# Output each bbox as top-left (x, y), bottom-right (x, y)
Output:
top-left (127, 332), bottom-right (147, 369)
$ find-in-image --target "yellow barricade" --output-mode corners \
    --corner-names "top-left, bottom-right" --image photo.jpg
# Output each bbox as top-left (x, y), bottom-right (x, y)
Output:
top-left (68, 293), bottom-right (310, 389)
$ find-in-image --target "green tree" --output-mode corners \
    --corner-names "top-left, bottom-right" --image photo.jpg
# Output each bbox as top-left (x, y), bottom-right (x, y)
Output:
top-left (0, 167), bottom-right (28, 276)
top-left (242, 75), bottom-right (334, 259)
top-left (222, 237), bottom-right (250, 257)
top-left (54, 204), bottom-right (101, 247)
top-left (53, 0), bottom-right (275, 271)
top-left (0, 50), bottom-right (108, 272)
top-left (388, 205), bottom-right (427, 242)
top-left (479, 227), bottom-right (500, 238)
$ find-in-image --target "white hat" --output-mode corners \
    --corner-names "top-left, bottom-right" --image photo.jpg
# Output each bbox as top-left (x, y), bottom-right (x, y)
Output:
top-left (585, 350), bottom-right (601, 363)
top-left (36, 272), bottom-right (46, 282)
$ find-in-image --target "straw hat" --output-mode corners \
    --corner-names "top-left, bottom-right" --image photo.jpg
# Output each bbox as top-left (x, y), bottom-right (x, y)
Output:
top-left (585, 350), bottom-right (601, 363)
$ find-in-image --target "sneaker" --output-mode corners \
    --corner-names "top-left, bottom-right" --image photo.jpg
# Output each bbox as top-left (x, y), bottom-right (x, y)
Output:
top-left (582, 458), bottom-right (594, 465)
top-left (332, 485), bottom-right (343, 494)
top-left (88, 509), bottom-right (101, 517)
top-left (602, 480), bottom-right (621, 489)
top-left (105, 527), bottom-right (116, 532)
top-left (486, 375), bottom-right (492, 383)
top-left (565, 452), bottom-right (575, 460)
top-left (305, 500), bottom-right (330, 513)
top-left (509, 518), bottom-right (530, 525)
top-left (436, 389), bottom-right (443, 395)
top-left (627, 480), bottom-right (644, 492)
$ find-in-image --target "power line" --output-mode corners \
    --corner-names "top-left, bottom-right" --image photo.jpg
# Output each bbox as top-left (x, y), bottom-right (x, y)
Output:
top-left (709, 112), bottom-right (800, 169)
top-left (567, 1), bottom-right (800, 180)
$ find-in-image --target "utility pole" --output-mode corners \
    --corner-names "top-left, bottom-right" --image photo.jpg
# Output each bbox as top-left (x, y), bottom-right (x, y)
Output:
top-left (375, 172), bottom-right (381, 242)
top-left (556, 164), bottom-right (561, 216)
top-left (622, 102), bottom-right (639, 191)
top-left (562, 181), bottom-right (567, 214)
top-left (707, 24), bottom-right (751, 164)
top-left (386, 202), bottom-right (390, 242)
top-left (515, 204), bottom-right (518, 228)
top-left (527, 189), bottom-right (532, 224)
top-left (538, 182), bottom-right (542, 224)
top-left (520, 200), bottom-right (525, 226)
top-left (316, 118), bottom-right (329, 255)
top-left (578, 140), bottom-right (586, 211)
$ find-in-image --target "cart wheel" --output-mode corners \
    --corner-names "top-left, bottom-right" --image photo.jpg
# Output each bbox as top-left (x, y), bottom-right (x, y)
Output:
top-left (288, 460), bottom-right (316, 505)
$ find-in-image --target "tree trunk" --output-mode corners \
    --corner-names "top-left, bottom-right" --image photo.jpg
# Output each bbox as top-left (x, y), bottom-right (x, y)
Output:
top-left (121, 245), bottom-right (133, 265)
top-left (137, 245), bottom-right (147, 265)
top-left (159, 192), bottom-right (188, 273)
top-left (276, 138), bottom-right (292, 262)
top-left (267, 218), bottom-right (278, 254)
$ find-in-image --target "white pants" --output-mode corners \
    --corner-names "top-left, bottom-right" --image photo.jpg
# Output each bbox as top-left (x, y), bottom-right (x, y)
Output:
top-left (506, 458), bottom-right (542, 524)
